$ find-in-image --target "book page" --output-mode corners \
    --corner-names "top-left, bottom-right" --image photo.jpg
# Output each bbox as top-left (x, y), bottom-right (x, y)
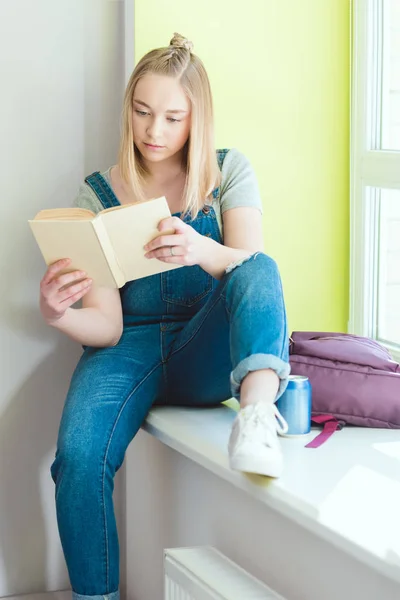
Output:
top-left (33, 207), bottom-right (95, 220)
top-left (100, 197), bottom-right (182, 282)
top-left (29, 220), bottom-right (118, 288)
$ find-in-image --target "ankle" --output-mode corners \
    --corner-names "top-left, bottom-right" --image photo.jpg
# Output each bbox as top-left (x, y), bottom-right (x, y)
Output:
top-left (239, 369), bottom-right (279, 408)
top-left (240, 396), bottom-right (275, 409)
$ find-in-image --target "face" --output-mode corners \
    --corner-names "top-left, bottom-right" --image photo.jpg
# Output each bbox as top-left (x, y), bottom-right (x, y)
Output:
top-left (132, 74), bottom-right (192, 164)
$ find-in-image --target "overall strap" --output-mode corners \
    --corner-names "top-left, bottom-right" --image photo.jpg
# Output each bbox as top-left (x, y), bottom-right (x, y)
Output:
top-left (212, 148), bottom-right (230, 200)
top-left (217, 148), bottom-right (229, 170)
top-left (85, 171), bottom-right (121, 210)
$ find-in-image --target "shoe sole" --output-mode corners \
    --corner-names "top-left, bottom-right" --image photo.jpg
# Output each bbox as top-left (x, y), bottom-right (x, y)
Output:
top-left (229, 455), bottom-right (283, 478)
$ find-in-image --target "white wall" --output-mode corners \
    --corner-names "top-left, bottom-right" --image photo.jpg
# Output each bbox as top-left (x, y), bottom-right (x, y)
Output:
top-left (0, 1), bottom-right (126, 595)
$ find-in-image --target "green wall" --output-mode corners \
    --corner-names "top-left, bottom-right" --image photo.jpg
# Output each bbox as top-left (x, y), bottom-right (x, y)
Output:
top-left (134, 0), bottom-right (350, 332)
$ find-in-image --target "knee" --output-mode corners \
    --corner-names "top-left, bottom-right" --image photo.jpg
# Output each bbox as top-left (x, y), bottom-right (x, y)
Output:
top-left (226, 252), bottom-right (280, 283)
top-left (223, 253), bottom-right (285, 308)
top-left (253, 252), bottom-right (279, 275)
top-left (50, 437), bottom-right (104, 487)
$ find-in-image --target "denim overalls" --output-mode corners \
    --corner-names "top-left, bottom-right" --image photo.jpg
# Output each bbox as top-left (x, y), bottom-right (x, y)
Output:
top-left (50, 150), bottom-right (290, 600)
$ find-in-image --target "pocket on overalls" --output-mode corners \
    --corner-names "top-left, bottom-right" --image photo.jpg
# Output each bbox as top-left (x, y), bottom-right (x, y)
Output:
top-left (161, 265), bottom-right (213, 307)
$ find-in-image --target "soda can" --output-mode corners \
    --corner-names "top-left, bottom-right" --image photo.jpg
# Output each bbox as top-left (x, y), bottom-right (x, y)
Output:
top-left (276, 375), bottom-right (312, 436)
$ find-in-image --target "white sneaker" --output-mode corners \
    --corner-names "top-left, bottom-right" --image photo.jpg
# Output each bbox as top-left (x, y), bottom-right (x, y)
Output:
top-left (228, 403), bottom-right (288, 478)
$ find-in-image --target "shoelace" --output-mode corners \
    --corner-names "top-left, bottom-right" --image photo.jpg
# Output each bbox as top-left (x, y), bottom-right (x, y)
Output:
top-left (273, 405), bottom-right (289, 434)
top-left (240, 403), bottom-right (289, 444)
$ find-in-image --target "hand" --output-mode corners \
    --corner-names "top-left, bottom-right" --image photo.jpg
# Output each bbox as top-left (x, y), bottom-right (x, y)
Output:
top-left (40, 258), bottom-right (92, 324)
top-left (144, 216), bottom-right (208, 266)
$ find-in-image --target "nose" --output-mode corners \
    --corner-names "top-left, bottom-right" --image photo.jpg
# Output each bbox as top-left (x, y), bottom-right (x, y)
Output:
top-left (146, 116), bottom-right (163, 141)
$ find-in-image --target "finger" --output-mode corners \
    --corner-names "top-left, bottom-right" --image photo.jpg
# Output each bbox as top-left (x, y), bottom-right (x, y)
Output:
top-left (145, 246), bottom-right (185, 260)
top-left (145, 234), bottom-right (185, 253)
top-left (49, 270), bottom-right (87, 290)
top-left (158, 216), bottom-right (185, 232)
top-left (156, 255), bottom-right (183, 264)
top-left (59, 278), bottom-right (92, 304)
top-left (42, 272), bottom-right (86, 300)
top-left (59, 286), bottom-right (92, 309)
top-left (41, 258), bottom-right (71, 285)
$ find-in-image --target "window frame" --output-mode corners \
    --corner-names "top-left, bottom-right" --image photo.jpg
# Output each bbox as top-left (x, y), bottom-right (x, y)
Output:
top-left (350, 0), bottom-right (400, 361)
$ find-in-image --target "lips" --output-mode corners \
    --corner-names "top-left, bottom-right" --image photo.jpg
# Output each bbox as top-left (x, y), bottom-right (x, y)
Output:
top-left (144, 142), bottom-right (164, 149)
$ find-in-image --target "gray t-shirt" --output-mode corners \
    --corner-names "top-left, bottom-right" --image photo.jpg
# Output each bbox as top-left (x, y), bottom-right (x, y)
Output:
top-left (74, 148), bottom-right (262, 236)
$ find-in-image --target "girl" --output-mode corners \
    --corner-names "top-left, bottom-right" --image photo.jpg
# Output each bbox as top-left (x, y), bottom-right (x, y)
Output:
top-left (40, 33), bottom-right (290, 600)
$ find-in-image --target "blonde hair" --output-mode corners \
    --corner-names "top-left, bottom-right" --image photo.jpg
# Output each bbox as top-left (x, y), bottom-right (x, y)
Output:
top-left (118, 33), bottom-right (220, 219)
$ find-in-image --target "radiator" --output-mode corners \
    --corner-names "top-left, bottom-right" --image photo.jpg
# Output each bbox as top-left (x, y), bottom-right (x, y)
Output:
top-left (164, 546), bottom-right (287, 600)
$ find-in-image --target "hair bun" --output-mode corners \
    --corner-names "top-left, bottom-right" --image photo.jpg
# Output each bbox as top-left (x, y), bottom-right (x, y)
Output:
top-left (169, 32), bottom-right (194, 52)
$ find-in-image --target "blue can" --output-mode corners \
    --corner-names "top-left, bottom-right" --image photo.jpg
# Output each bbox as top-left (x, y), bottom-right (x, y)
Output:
top-left (276, 375), bottom-right (312, 436)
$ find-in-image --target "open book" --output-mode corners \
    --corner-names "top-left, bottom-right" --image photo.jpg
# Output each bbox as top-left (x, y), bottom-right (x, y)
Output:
top-left (29, 197), bottom-right (182, 288)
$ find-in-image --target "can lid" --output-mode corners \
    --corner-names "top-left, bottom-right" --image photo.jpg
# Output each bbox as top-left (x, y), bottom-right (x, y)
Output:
top-left (285, 374), bottom-right (311, 390)
top-left (288, 375), bottom-right (309, 382)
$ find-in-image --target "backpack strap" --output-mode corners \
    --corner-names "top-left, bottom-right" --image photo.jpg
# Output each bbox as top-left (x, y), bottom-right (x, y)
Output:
top-left (212, 148), bottom-right (230, 200)
top-left (305, 415), bottom-right (343, 448)
top-left (85, 171), bottom-right (121, 210)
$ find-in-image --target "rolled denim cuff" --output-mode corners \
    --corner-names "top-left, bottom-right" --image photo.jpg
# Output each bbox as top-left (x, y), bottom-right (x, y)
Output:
top-left (230, 353), bottom-right (291, 401)
top-left (73, 591), bottom-right (119, 600)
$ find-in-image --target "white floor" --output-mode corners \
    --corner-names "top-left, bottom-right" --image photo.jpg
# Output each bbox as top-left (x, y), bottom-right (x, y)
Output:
top-left (4, 591), bottom-right (70, 600)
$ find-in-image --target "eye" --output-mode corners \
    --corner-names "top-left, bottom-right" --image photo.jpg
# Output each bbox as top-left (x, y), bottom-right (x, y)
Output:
top-left (167, 117), bottom-right (180, 123)
top-left (135, 110), bottom-right (149, 116)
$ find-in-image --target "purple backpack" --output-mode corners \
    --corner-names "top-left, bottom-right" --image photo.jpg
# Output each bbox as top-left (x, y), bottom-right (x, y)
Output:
top-left (289, 331), bottom-right (400, 447)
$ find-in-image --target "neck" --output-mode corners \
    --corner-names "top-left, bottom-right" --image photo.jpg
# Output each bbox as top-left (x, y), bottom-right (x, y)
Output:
top-left (142, 151), bottom-right (186, 184)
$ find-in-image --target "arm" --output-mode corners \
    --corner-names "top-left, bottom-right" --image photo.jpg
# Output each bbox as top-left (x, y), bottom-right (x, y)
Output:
top-left (41, 260), bottom-right (123, 349)
top-left (198, 206), bottom-right (264, 279)
top-left (144, 150), bottom-right (265, 279)
top-left (200, 150), bottom-right (265, 278)
top-left (48, 282), bottom-right (123, 347)
top-left (144, 207), bottom-right (264, 280)
top-left (40, 181), bottom-right (123, 347)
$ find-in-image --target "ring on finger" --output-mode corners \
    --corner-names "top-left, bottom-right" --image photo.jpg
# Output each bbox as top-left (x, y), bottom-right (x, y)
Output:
top-left (170, 246), bottom-right (175, 256)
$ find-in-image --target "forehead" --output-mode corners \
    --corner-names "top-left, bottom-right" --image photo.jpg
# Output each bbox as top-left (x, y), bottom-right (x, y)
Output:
top-left (133, 74), bottom-right (191, 111)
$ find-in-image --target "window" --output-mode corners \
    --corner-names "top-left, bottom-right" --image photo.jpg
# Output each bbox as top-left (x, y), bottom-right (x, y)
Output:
top-left (350, 0), bottom-right (400, 360)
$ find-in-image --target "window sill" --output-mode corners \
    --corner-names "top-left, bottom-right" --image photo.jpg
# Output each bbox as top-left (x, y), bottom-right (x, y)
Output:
top-left (143, 400), bottom-right (400, 585)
